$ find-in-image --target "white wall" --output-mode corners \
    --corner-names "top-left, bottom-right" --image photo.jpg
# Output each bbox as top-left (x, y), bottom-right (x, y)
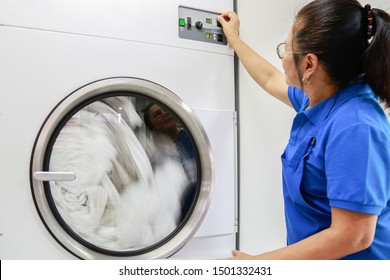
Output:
top-left (236, 0), bottom-right (390, 255)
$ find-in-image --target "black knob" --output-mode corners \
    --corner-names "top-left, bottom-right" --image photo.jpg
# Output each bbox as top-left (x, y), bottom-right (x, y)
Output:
top-left (195, 21), bottom-right (203, 30)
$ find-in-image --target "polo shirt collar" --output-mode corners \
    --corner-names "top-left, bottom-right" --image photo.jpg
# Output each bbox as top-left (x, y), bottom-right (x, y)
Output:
top-left (303, 82), bottom-right (374, 125)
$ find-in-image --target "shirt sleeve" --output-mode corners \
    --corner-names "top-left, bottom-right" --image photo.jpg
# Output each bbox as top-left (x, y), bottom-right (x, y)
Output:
top-left (288, 86), bottom-right (309, 113)
top-left (326, 123), bottom-right (390, 214)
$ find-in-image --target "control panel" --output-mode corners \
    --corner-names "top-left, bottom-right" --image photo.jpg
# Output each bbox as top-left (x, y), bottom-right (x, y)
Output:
top-left (178, 6), bottom-right (227, 45)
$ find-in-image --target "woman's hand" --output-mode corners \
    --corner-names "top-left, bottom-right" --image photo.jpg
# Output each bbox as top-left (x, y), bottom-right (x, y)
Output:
top-left (218, 11), bottom-right (241, 48)
top-left (225, 249), bottom-right (255, 260)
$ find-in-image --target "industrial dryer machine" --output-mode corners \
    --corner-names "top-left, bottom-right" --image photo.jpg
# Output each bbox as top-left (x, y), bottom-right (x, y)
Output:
top-left (0, 0), bottom-right (237, 259)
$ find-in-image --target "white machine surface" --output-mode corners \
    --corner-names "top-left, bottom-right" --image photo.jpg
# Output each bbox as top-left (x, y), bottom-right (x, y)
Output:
top-left (0, 0), bottom-right (237, 259)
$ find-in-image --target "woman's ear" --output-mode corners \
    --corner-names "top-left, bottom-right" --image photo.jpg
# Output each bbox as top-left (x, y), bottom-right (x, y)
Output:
top-left (302, 53), bottom-right (319, 81)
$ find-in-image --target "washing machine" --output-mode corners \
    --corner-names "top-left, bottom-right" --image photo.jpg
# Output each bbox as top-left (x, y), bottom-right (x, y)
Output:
top-left (0, 0), bottom-right (237, 259)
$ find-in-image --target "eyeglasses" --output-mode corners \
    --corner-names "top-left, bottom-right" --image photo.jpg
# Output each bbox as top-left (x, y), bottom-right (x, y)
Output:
top-left (276, 42), bottom-right (303, 59)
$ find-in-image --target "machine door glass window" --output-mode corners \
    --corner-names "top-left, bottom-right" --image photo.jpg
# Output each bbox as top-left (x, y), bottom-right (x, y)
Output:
top-left (46, 95), bottom-right (198, 254)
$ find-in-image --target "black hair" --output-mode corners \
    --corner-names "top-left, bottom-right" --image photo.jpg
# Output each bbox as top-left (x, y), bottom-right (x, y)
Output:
top-left (294, 0), bottom-right (390, 107)
top-left (143, 103), bottom-right (155, 131)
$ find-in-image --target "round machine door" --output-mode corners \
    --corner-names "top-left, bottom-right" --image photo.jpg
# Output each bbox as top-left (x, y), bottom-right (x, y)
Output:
top-left (30, 77), bottom-right (214, 259)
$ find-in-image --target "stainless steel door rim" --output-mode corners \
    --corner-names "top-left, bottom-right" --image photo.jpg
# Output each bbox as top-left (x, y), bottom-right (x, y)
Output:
top-left (30, 77), bottom-right (214, 259)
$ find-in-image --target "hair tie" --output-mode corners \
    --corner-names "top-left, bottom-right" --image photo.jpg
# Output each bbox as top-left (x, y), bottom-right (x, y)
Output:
top-left (364, 4), bottom-right (376, 39)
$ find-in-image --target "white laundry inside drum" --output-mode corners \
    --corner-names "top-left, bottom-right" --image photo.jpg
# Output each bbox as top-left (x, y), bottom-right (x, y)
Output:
top-left (30, 78), bottom-right (213, 259)
top-left (47, 96), bottom-right (198, 252)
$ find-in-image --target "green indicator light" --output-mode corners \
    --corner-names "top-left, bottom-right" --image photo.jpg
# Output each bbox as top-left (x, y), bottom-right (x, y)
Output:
top-left (179, 18), bottom-right (185, 27)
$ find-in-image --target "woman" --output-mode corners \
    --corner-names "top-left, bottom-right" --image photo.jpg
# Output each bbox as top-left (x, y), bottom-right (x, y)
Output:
top-left (143, 103), bottom-right (197, 219)
top-left (218, 0), bottom-right (390, 259)
top-left (143, 103), bottom-right (197, 182)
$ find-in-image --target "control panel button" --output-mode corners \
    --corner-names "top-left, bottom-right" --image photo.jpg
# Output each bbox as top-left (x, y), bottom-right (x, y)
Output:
top-left (195, 21), bottom-right (203, 30)
top-left (179, 18), bottom-right (185, 27)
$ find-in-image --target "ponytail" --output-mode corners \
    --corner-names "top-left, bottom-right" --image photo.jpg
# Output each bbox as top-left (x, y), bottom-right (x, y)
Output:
top-left (363, 8), bottom-right (390, 108)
